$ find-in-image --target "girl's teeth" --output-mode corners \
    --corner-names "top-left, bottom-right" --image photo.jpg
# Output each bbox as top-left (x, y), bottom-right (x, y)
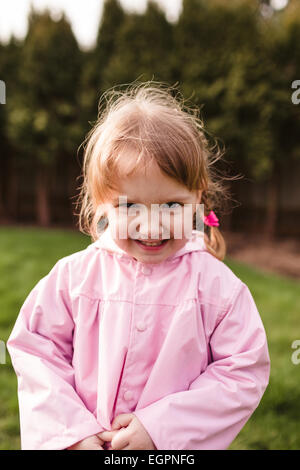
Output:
top-left (140, 241), bottom-right (164, 246)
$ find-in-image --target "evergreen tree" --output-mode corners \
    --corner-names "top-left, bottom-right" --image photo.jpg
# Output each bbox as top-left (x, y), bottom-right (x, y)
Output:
top-left (81, 0), bottom-right (126, 121)
top-left (102, 0), bottom-right (174, 87)
top-left (0, 37), bottom-right (23, 222)
top-left (6, 7), bottom-right (83, 226)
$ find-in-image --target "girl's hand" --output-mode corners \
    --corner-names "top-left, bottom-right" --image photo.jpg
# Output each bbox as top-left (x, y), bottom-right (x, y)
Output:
top-left (67, 434), bottom-right (105, 450)
top-left (98, 413), bottom-right (157, 450)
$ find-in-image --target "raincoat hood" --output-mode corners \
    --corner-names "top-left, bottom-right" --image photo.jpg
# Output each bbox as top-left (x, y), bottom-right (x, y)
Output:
top-left (93, 228), bottom-right (206, 262)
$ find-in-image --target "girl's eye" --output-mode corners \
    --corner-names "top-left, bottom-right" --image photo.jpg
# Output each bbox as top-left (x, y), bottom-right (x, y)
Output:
top-left (118, 203), bottom-right (141, 210)
top-left (164, 202), bottom-right (182, 209)
top-left (117, 202), bottom-right (182, 209)
top-left (118, 203), bottom-right (135, 208)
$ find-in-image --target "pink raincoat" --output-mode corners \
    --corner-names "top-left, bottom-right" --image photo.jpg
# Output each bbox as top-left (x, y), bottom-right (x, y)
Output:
top-left (7, 229), bottom-right (270, 450)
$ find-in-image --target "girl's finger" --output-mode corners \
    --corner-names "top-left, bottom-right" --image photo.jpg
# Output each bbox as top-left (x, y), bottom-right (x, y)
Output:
top-left (97, 430), bottom-right (117, 442)
top-left (111, 413), bottom-right (133, 430)
top-left (111, 429), bottom-right (130, 450)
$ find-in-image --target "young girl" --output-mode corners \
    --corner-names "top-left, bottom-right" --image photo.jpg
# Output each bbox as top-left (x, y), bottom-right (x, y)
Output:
top-left (7, 81), bottom-right (270, 451)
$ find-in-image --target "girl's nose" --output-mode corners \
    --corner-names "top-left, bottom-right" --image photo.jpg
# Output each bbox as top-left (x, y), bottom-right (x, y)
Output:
top-left (137, 223), bottom-right (162, 240)
top-left (135, 207), bottom-right (165, 240)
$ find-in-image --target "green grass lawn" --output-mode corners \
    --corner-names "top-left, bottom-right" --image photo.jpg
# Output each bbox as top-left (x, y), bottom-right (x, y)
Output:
top-left (0, 226), bottom-right (299, 450)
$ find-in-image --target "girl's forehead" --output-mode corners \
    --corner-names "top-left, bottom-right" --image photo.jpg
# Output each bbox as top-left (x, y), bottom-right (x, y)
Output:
top-left (110, 152), bottom-right (199, 201)
top-left (116, 154), bottom-right (171, 182)
top-left (117, 160), bottom-right (178, 189)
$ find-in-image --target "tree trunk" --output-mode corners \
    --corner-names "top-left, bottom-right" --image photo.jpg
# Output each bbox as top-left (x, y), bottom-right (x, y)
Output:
top-left (0, 164), bottom-right (8, 222)
top-left (5, 152), bottom-right (18, 222)
top-left (263, 165), bottom-right (279, 240)
top-left (0, 186), bottom-right (7, 222)
top-left (36, 162), bottom-right (51, 226)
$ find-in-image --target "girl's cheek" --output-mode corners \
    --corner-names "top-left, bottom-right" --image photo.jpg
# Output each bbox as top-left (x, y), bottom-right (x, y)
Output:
top-left (108, 210), bottom-right (128, 240)
top-left (171, 213), bottom-right (184, 240)
top-left (169, 209), bottom-right (194, 241)
top-left (182, 205), bottom-right (195, 239)
top-left (111, 214), bottom-right (140, 242)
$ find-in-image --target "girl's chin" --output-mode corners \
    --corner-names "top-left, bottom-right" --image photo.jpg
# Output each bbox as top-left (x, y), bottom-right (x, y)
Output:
top-left (116, 238), bottom-right (186, 261)
top-left (131, 239), bottom-right (185, 262)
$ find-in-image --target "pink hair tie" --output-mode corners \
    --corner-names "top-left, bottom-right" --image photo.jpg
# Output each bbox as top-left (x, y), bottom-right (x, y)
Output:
top-left (204, 210), bottom-right (219, 227)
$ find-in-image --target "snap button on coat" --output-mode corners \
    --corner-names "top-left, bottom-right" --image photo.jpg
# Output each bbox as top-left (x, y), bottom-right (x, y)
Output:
top-left (141, 265), bottom-right (152, 275)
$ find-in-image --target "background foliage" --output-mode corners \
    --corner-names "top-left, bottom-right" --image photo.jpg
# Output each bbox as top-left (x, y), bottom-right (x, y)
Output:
top-left (0, 0), bottom-right (300, 237)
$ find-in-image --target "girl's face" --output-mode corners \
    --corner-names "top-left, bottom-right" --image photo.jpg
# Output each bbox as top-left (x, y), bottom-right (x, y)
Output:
top-left (101, 158), bottom-right (202, 264)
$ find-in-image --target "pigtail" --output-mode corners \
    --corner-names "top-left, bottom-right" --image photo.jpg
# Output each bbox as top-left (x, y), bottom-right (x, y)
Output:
top-left (204, 227), bottom-right (226, 261)
top-left (195, 189), bottom-right (227, 261)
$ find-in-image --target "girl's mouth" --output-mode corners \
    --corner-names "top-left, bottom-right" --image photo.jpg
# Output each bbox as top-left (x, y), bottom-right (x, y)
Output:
top-left (133, 239), bottom-right (169, 251)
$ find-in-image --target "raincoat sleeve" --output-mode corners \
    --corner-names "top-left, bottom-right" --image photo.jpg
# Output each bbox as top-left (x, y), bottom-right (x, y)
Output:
top-left (133, 281), bottom-right (270, 450)
top-left (7, 258), bottom-right (104, 450)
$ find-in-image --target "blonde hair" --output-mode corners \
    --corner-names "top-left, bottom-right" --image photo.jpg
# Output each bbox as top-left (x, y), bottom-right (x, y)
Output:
top-left (75, 81), bottom-right (238, 261)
